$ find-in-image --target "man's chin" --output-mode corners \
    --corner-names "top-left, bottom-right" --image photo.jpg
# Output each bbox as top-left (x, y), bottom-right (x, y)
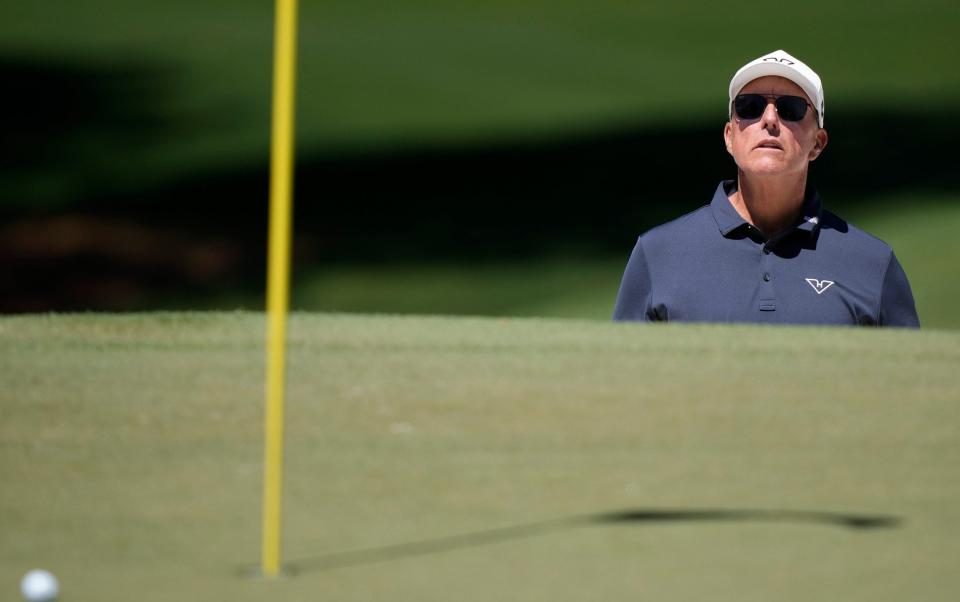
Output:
top-left (740, 162), bottom-right (800, 178)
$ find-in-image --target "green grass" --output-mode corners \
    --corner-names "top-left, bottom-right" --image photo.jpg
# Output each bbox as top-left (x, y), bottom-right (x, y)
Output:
top-left (267, 193), bottom-right (960, 328)
top-left (5, 1), bottom-right (958, 325)
top-left (2, 312), bottom-right (959, 600)
top-left (287, 257), bottom-right (627, 320)
top-left (4, 0), bottom-right (959, 206)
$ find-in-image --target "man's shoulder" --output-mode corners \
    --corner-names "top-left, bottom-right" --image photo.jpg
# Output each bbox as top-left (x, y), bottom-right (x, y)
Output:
top-left (819, 209), bottom-right (895, 260)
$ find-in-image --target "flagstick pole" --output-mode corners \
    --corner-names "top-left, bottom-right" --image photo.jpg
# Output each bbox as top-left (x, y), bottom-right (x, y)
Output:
top-left (262, 0), bottom-right (299, 579)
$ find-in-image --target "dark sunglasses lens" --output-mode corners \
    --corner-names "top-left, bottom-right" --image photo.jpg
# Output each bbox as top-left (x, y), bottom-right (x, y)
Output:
top-left (734, 94), bottom-right (765, 119)
top-left (775, 96), bottom-right (808, 121)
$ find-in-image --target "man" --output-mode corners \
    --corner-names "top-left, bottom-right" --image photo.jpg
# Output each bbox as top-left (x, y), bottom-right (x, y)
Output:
top-left (613, 50), bottom-right (920, 327)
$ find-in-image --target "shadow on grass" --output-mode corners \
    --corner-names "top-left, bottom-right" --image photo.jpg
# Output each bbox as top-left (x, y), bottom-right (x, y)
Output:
top-left (278, 507), bottom-right (901, 574)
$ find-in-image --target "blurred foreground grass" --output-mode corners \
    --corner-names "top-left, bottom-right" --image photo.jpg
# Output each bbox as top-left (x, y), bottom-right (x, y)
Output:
top-left (2, 312), bottom-right (959, 601)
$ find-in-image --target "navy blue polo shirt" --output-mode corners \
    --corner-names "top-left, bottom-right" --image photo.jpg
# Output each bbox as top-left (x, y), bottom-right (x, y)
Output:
top-left (613, 181), bottom-right (920, 327)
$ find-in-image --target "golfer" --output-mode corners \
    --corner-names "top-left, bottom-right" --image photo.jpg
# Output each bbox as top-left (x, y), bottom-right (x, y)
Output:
top-left (613, 50), bottom-right (920, 327)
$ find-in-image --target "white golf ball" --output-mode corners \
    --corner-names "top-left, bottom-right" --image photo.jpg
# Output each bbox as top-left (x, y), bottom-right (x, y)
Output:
top-left (20, 569), bottom-right (59, 602)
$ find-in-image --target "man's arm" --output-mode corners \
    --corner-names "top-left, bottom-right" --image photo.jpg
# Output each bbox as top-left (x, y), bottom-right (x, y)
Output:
top-left (878, 252), bottom-right (920, 328)
top-left (613, 238), bottom-right (655, 321)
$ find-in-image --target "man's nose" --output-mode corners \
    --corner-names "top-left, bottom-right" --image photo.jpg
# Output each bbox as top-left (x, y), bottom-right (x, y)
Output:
top-left (761, 100), bottom-right (780, 130)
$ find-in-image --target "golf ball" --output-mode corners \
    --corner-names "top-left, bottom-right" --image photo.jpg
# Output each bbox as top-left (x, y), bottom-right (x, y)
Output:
top-left (20, 570), bottom-right (58, 602)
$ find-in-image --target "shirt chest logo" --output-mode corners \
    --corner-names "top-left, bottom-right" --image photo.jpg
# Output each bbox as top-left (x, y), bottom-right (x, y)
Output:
top-left (805, 278), bottom-right (835, 295)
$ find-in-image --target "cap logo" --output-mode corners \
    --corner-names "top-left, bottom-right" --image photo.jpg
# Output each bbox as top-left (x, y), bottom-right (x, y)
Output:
top-left (763, 56), bottom-right (795, 65)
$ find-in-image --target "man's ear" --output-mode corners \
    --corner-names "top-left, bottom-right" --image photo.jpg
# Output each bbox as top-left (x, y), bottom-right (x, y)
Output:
top-left (723, 121), bottom-right (733, 155)
top-left (809, 128), bottom-right (829, 161)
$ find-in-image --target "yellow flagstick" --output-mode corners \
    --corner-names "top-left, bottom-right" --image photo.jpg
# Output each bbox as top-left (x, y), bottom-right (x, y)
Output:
top-left (262, 0), bottom-right (299, 579)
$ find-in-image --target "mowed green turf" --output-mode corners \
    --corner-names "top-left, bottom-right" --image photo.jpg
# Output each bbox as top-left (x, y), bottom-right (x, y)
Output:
top-left (4, 0), bottom-right (959, 206)
top-left (2, 312), bottom-right (959, 601)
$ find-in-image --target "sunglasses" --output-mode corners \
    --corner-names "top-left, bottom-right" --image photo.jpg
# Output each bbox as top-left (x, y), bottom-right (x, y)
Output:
top-left (733, 93), bottom-right (812, 122)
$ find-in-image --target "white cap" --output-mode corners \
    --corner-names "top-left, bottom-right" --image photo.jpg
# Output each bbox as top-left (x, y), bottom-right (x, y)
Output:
top-left (728, 49), bottom-right (824, 127)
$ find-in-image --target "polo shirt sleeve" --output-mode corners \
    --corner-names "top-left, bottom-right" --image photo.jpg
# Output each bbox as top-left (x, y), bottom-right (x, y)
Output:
top-left (878, 252), bottom-right (920, 328)
top-left (613, 238), bottom-right (655, 321)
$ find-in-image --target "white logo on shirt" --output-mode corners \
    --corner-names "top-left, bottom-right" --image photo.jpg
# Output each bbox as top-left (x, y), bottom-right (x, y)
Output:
top-left (805, 278), bottom-right (834, 295)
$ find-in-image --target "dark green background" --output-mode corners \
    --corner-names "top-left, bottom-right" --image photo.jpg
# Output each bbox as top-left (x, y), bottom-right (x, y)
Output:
top-left (3, 0), bottom-right (958, 325)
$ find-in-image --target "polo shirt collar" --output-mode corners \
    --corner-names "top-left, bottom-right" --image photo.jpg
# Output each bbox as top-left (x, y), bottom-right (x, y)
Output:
top-left (796, 187), bottom-right (823, 235)
top-left (711, 180), bottom-right (747, 236)
top-left (710, 179), bottom-right (822, 238)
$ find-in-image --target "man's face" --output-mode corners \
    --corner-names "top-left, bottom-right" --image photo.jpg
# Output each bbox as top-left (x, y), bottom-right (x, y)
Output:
top-left (723, 76), bottom-right (828, 177)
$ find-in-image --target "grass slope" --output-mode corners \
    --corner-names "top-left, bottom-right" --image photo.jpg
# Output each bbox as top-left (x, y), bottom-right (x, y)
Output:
top-left (8, 0), bottom-right (960, 145)
top-left (2, 312), bottom-right (959, 601)
top-left (4, 1), bottom-right (959, 205)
